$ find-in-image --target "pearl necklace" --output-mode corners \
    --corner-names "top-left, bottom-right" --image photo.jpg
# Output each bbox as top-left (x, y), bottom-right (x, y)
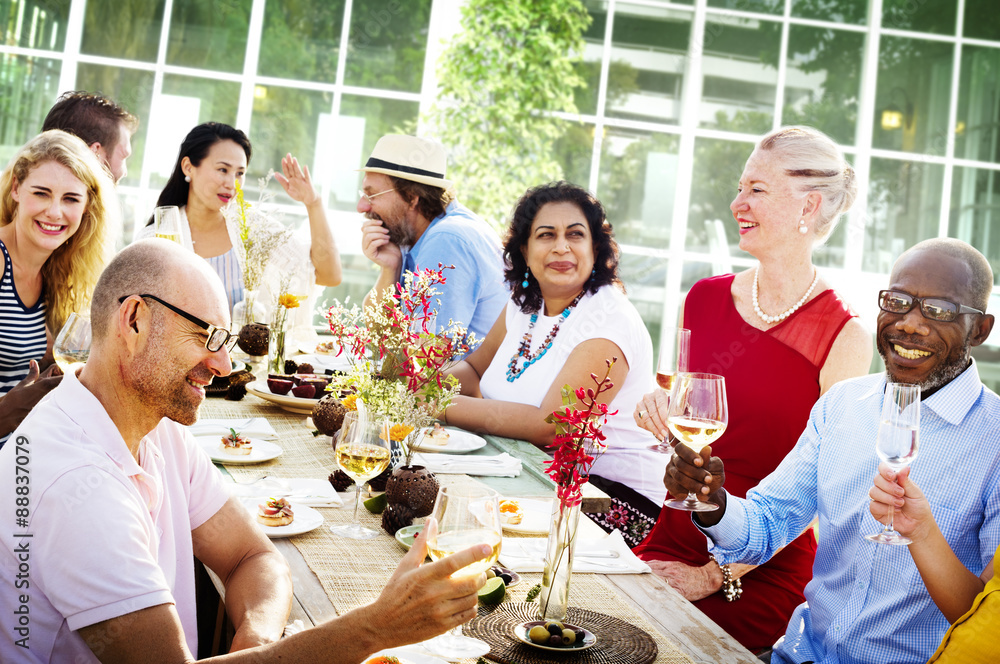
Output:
top-left (506, 293), bottom-right (584, 382)
top-left (752, 266), bottom-right (819, 325)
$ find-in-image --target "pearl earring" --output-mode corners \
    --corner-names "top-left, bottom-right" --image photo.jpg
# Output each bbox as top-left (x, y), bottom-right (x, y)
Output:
top-left (798, 219), bottom-right (808, 235)
top-left (522, 270), bottom-right (530, 288)
top-left (184, 175), bottom-right (191, 183)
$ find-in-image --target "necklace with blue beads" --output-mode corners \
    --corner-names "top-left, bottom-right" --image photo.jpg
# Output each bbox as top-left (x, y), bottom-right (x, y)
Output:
top-left (506, 292), bottom-right (585, 382)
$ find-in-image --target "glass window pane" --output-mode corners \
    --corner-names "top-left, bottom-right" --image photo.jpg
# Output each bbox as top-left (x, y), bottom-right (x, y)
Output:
top-left (2, 0), bottom-right (68, 50)
top-left (605, 4), bottom-right (691, 125)
top-left (688, 136), bottom-right (753, 258)
top-left (955, 46), bottom-right (1000, 165)
top-left (597, 128), bottom-right (680, 249)
top-left (882, 0), bottom-right (956, 35)
top-left (964, 0), bottom-right (1000, 41)
top-left (863, 157), bottom-right (944, 273)
top-left (552, 120), bottom-right (594, 188)
top-left (76, 64), bottom-right (155, 189)
top-left (572, 0), bottom-right (608, 116)
top-left (620, 253), bottom-right (671, 347)
top-left (166, 0), bottom-right (251, 73)
top-left (949, 166), bottom-right (1000, 283)
top-left (259, 0), bottom-right (345, 82)
top-left (791, 0), bottom-right (867, 25)
top-left (82, 0), bottom-right (165, 62)
top-left (329, 94), bottom-right (420, 211)
top-left (344, 0), bottom-right (431, 92)
top-left (700, 16), bottom-right (780, 132)
top-left (872, 37), bottom-right (953, 156)
top-left (783, 26), bottom-right (864, 146)
top-left (248, 85), bottom-right (333, 205)
top-left (0, 54), bottom-right (61, 161)
top-left (707, 0), bottom-right (781, 15)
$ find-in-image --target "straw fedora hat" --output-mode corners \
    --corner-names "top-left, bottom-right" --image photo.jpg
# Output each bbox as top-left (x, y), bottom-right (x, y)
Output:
top-left (361, 134), bottom-right (453, 189)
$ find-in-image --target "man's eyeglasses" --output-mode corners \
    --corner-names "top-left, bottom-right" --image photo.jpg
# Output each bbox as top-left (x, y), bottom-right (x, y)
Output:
top-left (358, 188), bottom-right (395, 204)
top-left (119, 294), bottom-right (237, 352)
top-left (878, 289), bottom-right (984, 323)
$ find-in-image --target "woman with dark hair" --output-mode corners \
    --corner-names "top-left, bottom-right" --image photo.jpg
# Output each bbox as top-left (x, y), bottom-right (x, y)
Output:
top-left (443, 181), bottom-right (662, 545)
top-left (136, 122), bottom-right (341, 312)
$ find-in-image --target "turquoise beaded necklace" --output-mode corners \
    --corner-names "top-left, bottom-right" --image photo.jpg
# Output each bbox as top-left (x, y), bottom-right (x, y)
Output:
top-left (505, 292), bottom-right (585, 382)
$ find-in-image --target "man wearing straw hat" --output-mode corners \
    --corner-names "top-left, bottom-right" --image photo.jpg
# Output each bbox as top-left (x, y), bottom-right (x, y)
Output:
top-left (358, 134), bottom-right (506, 341)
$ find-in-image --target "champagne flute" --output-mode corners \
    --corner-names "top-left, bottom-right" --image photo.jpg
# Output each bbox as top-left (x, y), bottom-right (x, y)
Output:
top-left (649, 327), bottom-right (691, 453)
top-left (665, 372), bottom-right (728, 512)
top-left (330, 411), bottom-right (392, 540)
top-left (423, 484), bottom-right (502, 660)
top-left (154, 206), bottom-right (183, 244)
top-left (53, 313), bottom-right (92, 374)
top-left (866, 382), bottom-right (920, 545)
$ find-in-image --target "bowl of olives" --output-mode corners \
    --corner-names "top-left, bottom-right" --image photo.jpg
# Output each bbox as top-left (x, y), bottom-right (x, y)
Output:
top-left (513, 619), bottom-right (597, 652)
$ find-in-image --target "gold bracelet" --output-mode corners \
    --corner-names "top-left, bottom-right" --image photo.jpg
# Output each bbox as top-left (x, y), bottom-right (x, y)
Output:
top-left (711, 555), bottom-right (742, 602)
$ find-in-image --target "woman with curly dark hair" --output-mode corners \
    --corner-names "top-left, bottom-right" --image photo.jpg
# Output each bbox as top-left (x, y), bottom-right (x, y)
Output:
top-left (444, 181), bottom-right (663, 544)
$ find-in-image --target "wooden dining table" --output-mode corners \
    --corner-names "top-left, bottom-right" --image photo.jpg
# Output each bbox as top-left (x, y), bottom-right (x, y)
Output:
top-left (198, 390), bottom-right (758, 664)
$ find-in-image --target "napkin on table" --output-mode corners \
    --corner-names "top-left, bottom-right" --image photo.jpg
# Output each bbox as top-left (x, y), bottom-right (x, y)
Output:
top-left (499, 530), bottom-right (651, 574)
top-left (188, 418), bottom-right (278, 440)
top-left (229, 478), bottom-right (343, 507)
top-left (412, 452), bottom-right (522, 477)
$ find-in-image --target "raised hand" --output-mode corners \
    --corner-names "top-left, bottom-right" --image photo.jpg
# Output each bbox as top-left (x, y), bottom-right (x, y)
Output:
top-left (634, 388), bottom-right (671, 440)
top-left (275, 153), bottom-right (319, 207)
top-left (0, 359), bottom-right (62, 438)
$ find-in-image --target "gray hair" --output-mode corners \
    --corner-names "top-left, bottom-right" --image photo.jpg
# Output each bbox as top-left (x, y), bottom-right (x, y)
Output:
top-left (756, 126), bottom-right (857, 241)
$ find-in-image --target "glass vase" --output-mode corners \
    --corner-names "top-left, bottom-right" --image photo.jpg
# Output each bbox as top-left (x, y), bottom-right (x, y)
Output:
top-left (536, 498), bottom-right (581, 621)
top-left (232, 289), bottom-right (265, 329)
top-left (269, 307), bottom-right (288, 375)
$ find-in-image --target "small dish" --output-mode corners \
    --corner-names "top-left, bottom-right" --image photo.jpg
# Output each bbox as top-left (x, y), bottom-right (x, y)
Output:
top-left (395, 524), bottom-right (423, 551)
top-left (411, 427), bottom-right (487, 454)
top-left (513, 620), bottom-right (597, 652)
top-left (199, 438), bottom-right (283, 465)
top-left (239, 499), bottom-right (324, 538)
top-left (491, 566), bottom-right (522, 588)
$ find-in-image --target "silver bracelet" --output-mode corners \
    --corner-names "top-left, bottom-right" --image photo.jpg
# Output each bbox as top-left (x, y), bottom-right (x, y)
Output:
top-left (711, 555), bottom-right (743, 602)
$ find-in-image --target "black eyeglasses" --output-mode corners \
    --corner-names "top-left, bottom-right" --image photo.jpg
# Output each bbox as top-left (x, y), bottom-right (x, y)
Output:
top-left (119, 294), bottom-right (237, 352)
top-left (878, 289), bottom-right (984, 323)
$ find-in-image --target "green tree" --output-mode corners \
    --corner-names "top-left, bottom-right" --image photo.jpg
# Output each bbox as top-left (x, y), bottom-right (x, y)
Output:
top-left (425, 0), bottom-right (591, 228)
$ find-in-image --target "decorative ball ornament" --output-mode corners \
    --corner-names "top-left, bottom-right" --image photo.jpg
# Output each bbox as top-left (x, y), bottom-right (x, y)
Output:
top-left (798, 219), bottom-right (809, 235)
top-left (752, 266), bottom-right (819, 325)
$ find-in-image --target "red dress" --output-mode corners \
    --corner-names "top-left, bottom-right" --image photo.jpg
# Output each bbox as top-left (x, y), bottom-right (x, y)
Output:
top-left (633, 274), bottom-right (857, 652)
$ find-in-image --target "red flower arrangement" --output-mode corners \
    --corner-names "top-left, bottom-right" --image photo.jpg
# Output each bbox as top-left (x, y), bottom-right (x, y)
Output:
top-left (544, 358), bottom-right (618, 508)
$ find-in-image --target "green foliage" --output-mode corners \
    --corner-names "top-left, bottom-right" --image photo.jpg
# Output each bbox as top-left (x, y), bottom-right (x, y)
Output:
top-left (426, 0), bottom-right (592, 228)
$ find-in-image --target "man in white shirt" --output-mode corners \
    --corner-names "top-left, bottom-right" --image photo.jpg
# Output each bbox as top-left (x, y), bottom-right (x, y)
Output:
top-left (0, 238), bottom-right (490, 663)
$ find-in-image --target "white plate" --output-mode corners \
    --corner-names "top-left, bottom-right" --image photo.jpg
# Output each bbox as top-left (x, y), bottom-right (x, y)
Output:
top-left (240, 499), bottom-right (324, 538)
top-left (294, 352), bottom-right (353, 373)
top-left (412, 427), bottom-right (487, 454)
top-left (246, 380), bottom-right (320, 415)
top-left (500, 497), bottom-right (553, 535)
top-left (200, 437), bottom-right (283, 465)
top-left (364, 646), bottom-right (447, 664)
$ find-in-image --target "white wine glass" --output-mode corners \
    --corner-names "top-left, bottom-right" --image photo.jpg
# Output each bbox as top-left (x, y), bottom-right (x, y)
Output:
top-left (649, 327), bottom-right (691, 453)
top-left (423, 484), bottom-right (502, 660)
top-left (665, 372), bottom-right (728, 512)
top-left (866, 382), bottom-right (920, 545)
top-left (154, 206), bottom-right (182, 244)
top-left (330, 411), bottom-right (391, 540)
top-left (53, 313), bottom-right (92, 374)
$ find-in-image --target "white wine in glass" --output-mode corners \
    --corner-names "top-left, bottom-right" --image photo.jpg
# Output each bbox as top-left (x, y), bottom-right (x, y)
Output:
top-left (650, 327), bottom-right (691, 453)
top-left (866, 382), bottom-right (920, 545)
top-left (666, 372), bottom-right (728, 512)
top-left (54, 313), bottom-right (92, 374)
top-left (424, 484), bottom-right (502, 660)
top-left (154, 206), bottom-right (182, 243)
top-left (330, 412), bottom-right (391, 540)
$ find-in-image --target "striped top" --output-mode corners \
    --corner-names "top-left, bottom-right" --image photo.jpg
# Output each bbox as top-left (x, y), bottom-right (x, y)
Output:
top-left (0, 240), bottom-right (47, 395)
top-left (205, 247), bottom-right (244, 314)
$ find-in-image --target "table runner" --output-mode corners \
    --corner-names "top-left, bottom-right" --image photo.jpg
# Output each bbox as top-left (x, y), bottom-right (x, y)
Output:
top-left (202, 398), bottom-right (695, 664)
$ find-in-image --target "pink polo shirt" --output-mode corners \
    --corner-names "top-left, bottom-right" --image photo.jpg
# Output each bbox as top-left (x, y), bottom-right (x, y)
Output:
top-left (0, 370), bottom-right (230, 662)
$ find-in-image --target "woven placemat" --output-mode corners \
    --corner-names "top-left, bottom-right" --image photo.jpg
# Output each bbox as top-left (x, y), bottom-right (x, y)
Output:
top-left (466, 603), bottom-right (657, 664)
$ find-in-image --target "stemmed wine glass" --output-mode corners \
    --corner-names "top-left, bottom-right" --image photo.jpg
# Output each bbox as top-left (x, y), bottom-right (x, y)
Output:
top-left (331, 411), bottom-right (392, 540)
top-left (665, 372), bottom-right (728, 512)
top-left (423, 484), bottom-right (502, 660)
top-left (154, 206), bottom-right (182, 244)
top-left (866, 382), bottom-right (920, 545)
top-left (649, 327), bottom-right (691, 453)
top-left (53, 313), bottom-right (92, 374)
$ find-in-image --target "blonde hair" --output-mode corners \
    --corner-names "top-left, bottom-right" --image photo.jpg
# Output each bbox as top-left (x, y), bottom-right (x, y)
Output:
top-left (0, 130), bottom-right (120, 331)
top-left (756, 126), bottom-right (857, 241)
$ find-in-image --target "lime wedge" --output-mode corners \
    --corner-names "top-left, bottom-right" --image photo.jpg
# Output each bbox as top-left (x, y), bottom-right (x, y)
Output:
top-left (478, 576), bottom-right (506, 605)
top-left (363, 493), bottom-right (388, 514)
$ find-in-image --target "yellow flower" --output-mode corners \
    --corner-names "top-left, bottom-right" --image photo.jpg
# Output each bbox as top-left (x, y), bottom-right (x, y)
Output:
top-left (389, 423), bottom-right (415, 442)
top-left (341, 394), bottom-right (358, 411)
top-left (278, 293), bottom-right (305, 309)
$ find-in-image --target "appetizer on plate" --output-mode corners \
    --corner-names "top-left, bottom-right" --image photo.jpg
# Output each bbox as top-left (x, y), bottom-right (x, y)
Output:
top-left (422, 422), bottom-right (451, 446)
top-left (499, 499), bottom-right (523, 525)
top-left (257, 497), bottom-right (294, 527)
top-left (220, 429), bottom-right (253, 456)
top-left (315, 340), bottom-right (338, 355)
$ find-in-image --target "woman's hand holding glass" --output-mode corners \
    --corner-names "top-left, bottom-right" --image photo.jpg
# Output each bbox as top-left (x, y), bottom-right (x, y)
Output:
top-left (869, 464), bottom-right (934, 544)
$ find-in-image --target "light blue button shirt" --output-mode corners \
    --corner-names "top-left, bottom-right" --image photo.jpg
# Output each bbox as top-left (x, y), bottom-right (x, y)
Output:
top-left (701, 362), bottom-right (1000, 664)
top-left (400, 200), bottom-right (507, 343)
